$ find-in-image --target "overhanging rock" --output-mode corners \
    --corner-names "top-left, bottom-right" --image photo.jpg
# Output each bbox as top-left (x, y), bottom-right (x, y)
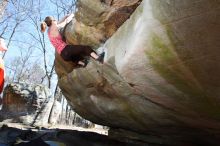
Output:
top-left (56, 0), bottom-right (220, 145)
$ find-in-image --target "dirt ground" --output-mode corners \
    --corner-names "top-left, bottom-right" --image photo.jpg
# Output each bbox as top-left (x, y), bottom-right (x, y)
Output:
top-left (0, 122), bottom-right (141, 146)
top-left (2, 122), bottom-right (108, 135)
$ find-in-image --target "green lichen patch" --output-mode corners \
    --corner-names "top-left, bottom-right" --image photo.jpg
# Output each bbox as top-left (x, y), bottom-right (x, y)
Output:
top-left (146, 32), bottom-right (220, 119)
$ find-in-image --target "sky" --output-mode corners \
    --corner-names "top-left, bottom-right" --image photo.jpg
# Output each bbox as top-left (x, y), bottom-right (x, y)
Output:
top-left (3, 0), bottom-right (56, 60)
top-left (0, 0), bottom-right (76, 90)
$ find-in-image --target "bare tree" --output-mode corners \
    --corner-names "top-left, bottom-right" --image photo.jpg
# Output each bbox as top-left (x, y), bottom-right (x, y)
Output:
top-left (1, 0), bottom-right (91, 127)
top-left (49, 0), bottom-right (77, 19)
top-left (24, 0), bottom-right (55, 88)
top-left (5, 46), bottom-right (45, 84)
top-left (0, 0), bottom-right (34, 58)
top-left (0, 0), bottom-right (8, 19)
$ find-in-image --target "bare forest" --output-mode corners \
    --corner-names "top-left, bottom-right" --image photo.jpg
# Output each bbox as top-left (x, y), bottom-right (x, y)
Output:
top-left (0, 0), bottom-right (90, 127)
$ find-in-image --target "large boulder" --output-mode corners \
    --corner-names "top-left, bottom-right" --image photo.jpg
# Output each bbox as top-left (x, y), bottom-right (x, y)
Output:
top-left (56, 0), bottom-right (220, 145)
top-left (0, 82), bottom-right (97, 128)
top-left (0, 82), bottom-right (54, 126)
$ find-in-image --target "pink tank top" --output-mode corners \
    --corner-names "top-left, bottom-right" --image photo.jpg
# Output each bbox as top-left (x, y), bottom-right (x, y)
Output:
top-left (48, 30), bottom-right (67, 54)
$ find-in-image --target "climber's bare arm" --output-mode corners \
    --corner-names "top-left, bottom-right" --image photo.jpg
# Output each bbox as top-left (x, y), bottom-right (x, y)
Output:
top-left (57, 14), bottom-right (74, 28)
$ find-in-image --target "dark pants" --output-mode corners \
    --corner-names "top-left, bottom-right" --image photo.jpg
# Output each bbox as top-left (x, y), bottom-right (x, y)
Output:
top-left (60, 45), bottom-right (96, 63)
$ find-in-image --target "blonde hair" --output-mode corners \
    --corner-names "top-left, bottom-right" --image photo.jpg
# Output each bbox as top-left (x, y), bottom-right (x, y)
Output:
top-left (40, 16), bottom-right (54, 33)
top-left (40, 22), bottom-right (47, 32)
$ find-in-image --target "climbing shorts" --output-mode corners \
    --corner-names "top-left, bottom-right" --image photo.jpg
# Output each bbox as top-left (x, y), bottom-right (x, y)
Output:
top-left (60, 45), bottom-right (96, 63)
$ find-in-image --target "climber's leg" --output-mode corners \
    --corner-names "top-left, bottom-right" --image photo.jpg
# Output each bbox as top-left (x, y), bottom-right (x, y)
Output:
top-left (60, 45), bottom-right (75, 62)
top-left (78, 61), bottom-right (85, 66)
top-left (65, 44), bottom-right (105, 63)
top-left (61, 45), bottom-right (105, 64)
top-left (61, 45), bottom-right (83, 62)
top-left (90, 52), bottom-right (98, 59)
top-left (77, 59), bottom-right (89, 68)
top-left (82, 46), bottom-right (105, 63)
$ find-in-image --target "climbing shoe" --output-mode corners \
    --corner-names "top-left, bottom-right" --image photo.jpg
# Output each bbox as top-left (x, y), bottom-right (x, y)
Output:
top-left (97, 52), bottom-right (105, 64)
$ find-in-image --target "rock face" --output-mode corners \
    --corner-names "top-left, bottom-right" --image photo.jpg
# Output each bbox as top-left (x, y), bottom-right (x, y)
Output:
top-left (0, 83), bottom-right (94, 128)
top-left (62, 0), bottom-right (142, 47)
top-left (56, 0), bottom-right (142, 78)
top-left (0, 82), bottom-right (54, 126)
top-left (56, 0), bottom-right (220, 145)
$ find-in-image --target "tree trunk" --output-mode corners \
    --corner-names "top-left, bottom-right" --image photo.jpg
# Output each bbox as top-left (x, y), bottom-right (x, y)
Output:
top-left (0, 0), bottom-right (8, 19)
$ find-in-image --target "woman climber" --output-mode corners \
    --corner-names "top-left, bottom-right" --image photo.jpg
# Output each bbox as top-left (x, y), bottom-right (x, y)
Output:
top-left (40, 14), bottom-right (105, 67)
